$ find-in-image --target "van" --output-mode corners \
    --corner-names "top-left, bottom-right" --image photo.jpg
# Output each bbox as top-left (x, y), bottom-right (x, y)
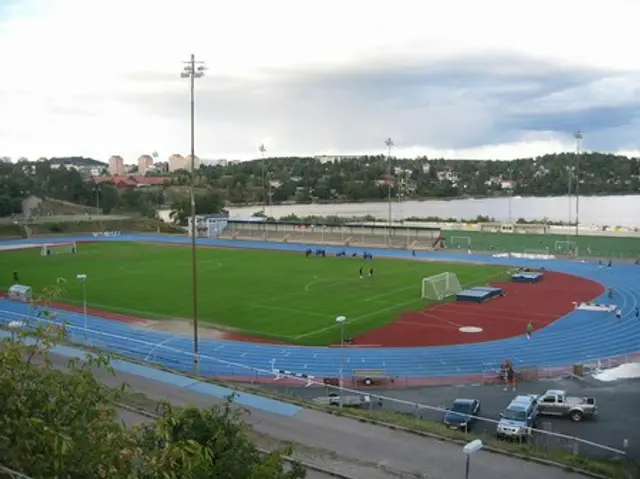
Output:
top-left (496, 395), bottom-right (538, 440)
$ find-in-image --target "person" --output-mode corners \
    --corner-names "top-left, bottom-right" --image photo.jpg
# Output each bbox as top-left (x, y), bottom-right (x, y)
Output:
top-left (412, 249), bottom-right (416, 257)
top-left (369, 267), bottom-right (374, 278)
top-left (608, 287), bottom-right (613, 300)
top-left (635, 307), bottom-right (639, 319)
top-left (12, 270), bottom-right (19, 282)
top-left (504, 361), bottom-right (516, 392)
top-left (616, 308), bottom-right (622, 321)
top-left (526, 321), bottom-right (533, 340)
top-left (608, 259), bottom-right (613, 268)
top-left (359, 266), bottom-right (364, 279)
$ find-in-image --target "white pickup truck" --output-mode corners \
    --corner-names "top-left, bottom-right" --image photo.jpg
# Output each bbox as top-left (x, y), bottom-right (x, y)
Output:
top-left (536, 390), bottom-right (598, 422)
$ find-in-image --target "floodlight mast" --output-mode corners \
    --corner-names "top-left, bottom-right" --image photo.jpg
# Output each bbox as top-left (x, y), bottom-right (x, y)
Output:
top-left (384, 137), bottom-right (394, 244)
top-left (259, 144), bottom-right (267, 215)
top-left (181, 54), bottom-right (206, 374)
top-left (573, 130), bottom-right (583, 238)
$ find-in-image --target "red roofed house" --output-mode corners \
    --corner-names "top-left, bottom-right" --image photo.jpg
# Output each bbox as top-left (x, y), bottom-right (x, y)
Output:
top-left (91, 175), bottom-right (169, 190)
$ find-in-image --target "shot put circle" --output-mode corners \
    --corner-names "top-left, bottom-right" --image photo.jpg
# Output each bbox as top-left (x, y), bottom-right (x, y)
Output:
top-left (459, 326), bottom-right (483, 333)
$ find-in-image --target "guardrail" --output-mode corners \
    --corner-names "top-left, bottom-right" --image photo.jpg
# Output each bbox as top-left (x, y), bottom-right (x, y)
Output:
top-left (2, 314), bottom-right (635, 468)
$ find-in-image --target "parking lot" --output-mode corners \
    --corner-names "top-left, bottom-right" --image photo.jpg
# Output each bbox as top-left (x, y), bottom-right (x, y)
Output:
top-left (261, 375), bottom-right (640, 460)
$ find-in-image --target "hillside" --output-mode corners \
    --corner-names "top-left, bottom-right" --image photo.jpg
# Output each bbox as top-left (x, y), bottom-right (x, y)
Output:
top-left (48, 156), bottom-right (106, 166)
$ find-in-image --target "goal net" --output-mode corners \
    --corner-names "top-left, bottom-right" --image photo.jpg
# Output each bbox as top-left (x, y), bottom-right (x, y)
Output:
top-left (554, 240), bottom-right (577, 255)
top-left (450, 236), bottom-right (471, 249)
top-left (41, 242), bottom-right (77, 256)
top-left (421, 272), bottom-right (462, 300)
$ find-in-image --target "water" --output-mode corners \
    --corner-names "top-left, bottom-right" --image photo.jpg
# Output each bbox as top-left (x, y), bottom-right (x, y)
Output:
top-left (226, 195), bottom-right (640, 227)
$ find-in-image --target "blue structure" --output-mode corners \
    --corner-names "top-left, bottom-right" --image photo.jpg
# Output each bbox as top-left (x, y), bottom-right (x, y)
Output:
top-left (512, 272), bottom-right (544, 283)
top-left (456, 286), bottom-right (504, 303)
top-left (1, 234), bottom-right (639, 381)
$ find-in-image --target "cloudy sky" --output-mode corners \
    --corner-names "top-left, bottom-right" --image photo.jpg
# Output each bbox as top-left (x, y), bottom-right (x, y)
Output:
top-left (1, 0), bottom-right (639, 163)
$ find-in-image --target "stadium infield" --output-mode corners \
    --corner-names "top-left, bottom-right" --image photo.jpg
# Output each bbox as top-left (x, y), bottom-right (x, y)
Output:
top-left (0, 241), bottom-right (516, 346)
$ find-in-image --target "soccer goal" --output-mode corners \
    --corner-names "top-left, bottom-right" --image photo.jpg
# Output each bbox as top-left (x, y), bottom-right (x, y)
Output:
top-left (41, 242), bottom-right (77, 256)
top-left (421, 272), bottom-right (463, 300)
top-left (554, 240), bottom-right (577, 254)
top-left (450, 236), bottom-right (472, 249)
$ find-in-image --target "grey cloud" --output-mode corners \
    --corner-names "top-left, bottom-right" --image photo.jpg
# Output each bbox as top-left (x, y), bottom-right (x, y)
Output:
top-left (122, 54), bottom-right (640, 155)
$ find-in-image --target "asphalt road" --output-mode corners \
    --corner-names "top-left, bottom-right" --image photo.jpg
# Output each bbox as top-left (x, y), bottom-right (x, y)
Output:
top-left (264, 375), bottom-right (640, 460)
top-left (41, 351), bottom-right (595, 479)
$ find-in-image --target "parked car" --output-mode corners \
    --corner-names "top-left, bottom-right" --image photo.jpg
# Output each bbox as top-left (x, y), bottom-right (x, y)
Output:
top-left (443, 398), bottom-right (481, 431)
top-left (536, 389), bottom-right (598, 422)
top-left (496, 395), bottom-right (538, 440)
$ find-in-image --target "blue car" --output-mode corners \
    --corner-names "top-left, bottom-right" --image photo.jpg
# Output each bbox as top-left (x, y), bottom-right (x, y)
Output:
top-left (443, 398), bottom-right (481, 431)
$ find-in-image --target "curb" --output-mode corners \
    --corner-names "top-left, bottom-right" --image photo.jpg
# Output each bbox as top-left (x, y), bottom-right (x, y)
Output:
top-left (115, 402), bottom-right (359, 479)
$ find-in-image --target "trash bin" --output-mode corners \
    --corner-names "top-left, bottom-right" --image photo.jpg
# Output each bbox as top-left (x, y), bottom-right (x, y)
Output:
top-left (572, 364), bottom-right (584, 377)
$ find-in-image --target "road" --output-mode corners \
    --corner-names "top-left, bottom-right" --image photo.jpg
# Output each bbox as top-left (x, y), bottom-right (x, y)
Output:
top-left (43, 352), bottom-right (593, 479)
top-left (264, 375), bottom-right (640, 460)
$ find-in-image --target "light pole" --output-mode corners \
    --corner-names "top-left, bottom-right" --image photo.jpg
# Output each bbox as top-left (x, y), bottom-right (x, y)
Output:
top-left (259, 144), bottom-right (267, 215)
top-left (180, 54), bottom-right (206, 374)
top-left (336, 315), bottom-right (347, 407)
top-left (507, 168), bottom-right (513, 223)
top-left (384, 138), bottom-right (394, 243)
top-left (93, 185), bottom-right (101, 215)
top-left (76, 274), bottom-right (88, 338)
top-left (573, 130), bottom-right (583, 238)
top-left (463, 439), bottom-right (484, 479)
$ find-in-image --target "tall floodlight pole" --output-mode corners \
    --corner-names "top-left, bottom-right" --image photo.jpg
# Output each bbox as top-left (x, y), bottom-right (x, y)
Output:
top-left (385, 138), bottom-right (394, 243)
top-left (573, 130), bottom-right (583, 238)
top-left (259, 144), bottom-right (267, 215)
top-left (76, 274), bottom-right (88, 338)
top-left (336, 315), bottom-right (347, 408)
top-left (180, 54), bottom-right (206, 374)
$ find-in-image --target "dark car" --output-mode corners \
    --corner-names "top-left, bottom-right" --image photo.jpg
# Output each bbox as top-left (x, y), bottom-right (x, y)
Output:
top-left (443, 398), bottom-right (481, 431)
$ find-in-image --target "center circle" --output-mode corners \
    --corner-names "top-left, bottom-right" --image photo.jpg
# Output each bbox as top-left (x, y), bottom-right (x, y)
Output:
top-left (459, 326), bottom-right (483, 333)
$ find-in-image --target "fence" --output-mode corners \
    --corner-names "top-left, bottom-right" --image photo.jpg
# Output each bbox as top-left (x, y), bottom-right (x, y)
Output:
top-left (3, 315), bottom-right (638, 475)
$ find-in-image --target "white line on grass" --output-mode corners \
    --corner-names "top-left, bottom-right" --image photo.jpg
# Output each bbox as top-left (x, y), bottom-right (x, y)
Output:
top-left (293, 267), bottom-right (512, 340)
top-left (249, 303), bottom-right (331, 319)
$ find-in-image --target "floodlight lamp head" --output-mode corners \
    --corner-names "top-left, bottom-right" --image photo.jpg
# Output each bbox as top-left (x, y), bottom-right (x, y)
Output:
top-left (180, 72), bottom-right (190, 78)
top-left (193, 71), bottom-right (204, 78)
top-left (197, 65), bottom-right (206, 72)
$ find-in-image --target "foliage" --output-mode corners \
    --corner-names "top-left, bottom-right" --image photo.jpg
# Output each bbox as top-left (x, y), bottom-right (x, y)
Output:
top-left (2, 151), bottom-right (639, 218)
top-left (169, 191), bottom-right (225, 225)
top-left (0, 287), bottom-right (305, 478)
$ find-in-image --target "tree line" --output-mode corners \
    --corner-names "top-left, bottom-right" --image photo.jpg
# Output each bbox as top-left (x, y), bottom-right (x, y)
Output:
top-left (1, 152), bottom-right (639, 218)
top-left (0, 286), bottom-right (305, 478)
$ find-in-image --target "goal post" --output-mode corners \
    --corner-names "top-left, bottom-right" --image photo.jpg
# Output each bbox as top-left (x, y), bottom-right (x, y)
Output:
top-left (450, 236), bottom-right (472, 249)
top-left (554, 240), bottom-right (577, 255)
top-left (421, 272), bottom-right (463, 300)
top-left (41, 242), bottom-right (77, 256)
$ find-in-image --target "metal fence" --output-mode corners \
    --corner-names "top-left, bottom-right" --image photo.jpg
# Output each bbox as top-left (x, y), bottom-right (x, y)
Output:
top-left (3, 315), bottom-right (638, 475)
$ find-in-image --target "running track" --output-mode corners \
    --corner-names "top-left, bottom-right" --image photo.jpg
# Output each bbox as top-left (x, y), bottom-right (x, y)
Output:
top-left (1, 234), bottom-right (639, 383)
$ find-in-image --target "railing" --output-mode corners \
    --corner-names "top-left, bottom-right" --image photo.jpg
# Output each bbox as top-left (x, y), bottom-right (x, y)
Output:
top-left (2, 314), bottom-right (636, 470)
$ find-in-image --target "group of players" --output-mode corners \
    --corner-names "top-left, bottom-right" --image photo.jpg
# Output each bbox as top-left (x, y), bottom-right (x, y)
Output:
top-left (303, 248), bottom-right (375, 279)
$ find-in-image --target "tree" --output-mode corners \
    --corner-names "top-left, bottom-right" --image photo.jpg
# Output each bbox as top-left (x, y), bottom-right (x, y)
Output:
top-left (0, 287), bottom-right (305, 478)
top-left (170, 191), bottom-right (225, 225)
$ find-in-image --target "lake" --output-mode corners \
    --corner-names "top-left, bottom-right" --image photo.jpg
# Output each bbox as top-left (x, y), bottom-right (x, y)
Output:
top-left (226, 195), bottom-right (640, 227)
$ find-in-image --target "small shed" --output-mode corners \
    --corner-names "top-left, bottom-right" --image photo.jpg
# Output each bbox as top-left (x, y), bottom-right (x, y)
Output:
top-left (8, 284), bottom-right (32, 302)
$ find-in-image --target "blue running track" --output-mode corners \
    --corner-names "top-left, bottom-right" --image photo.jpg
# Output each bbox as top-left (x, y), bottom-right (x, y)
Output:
top-left (1, 234), bottom-right (639, 381)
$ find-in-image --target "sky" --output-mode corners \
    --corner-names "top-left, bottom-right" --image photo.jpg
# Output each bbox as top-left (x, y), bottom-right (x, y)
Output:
top-left (1, 0), bottom-right (639, 163)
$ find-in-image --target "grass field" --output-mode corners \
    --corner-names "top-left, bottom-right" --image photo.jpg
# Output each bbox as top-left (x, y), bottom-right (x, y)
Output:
top-left (0, 242), bottom-right (510, 345)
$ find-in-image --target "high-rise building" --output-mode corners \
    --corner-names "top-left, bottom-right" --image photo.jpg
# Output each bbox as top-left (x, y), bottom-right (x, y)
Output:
top-left (137, 154), bottom-right (154, 175)
top-left (168, 154), bottom-right (200, 172)
top-left (108, 155), bottom-right (125, 175)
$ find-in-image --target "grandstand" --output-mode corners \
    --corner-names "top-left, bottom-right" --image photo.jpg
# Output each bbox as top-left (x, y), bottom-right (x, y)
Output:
top-left (219, 220), bottom-right (441, 250)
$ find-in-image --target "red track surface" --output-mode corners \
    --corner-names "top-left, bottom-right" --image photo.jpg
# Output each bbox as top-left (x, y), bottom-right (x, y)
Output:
top-left (354, 271), bottom-right (604, 347)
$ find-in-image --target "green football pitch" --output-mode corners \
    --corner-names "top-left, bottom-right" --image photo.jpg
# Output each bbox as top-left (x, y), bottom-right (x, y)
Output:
top-left (1, 242), bottom-right (510, 345)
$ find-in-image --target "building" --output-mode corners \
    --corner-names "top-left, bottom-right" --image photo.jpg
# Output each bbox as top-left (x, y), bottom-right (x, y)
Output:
top-left (187, 213), bottom-right (229, 238)
top-left (168, 153), bottom-right (200, 172)
top-left (138, 154), bottom-right (154, 175)
top-left (108, 155), bottom-right (125, 175)
top-left (91, 175), bottom-right (169, 190)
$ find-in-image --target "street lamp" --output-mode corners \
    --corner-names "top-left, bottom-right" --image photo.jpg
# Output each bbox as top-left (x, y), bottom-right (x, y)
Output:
top-left (76, 274), bottom-right (88, 338)
top-left (181, 54), bottom-right (206, 374)
top-left (384, 138), bottom-right (394, 243)
top-left (463, 439), bottom-right (484, 479)
top-left (259, 144), bottom-right (267, 215)
top-left (336, 315), bottom-right (347, 407)
top-left (573, 130), bottom-right (583, 239)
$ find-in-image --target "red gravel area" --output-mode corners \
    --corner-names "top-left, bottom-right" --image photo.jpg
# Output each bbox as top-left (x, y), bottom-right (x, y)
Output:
top-left (353, 271), bottom-right (604, 347)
